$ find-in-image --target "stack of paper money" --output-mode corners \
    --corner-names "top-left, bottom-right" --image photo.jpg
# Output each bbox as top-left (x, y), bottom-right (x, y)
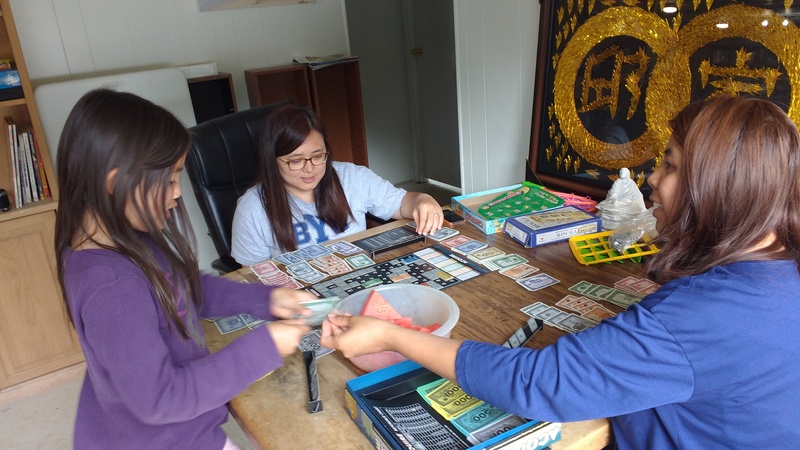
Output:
top-left (416, 378), bottom-right (526, 445)
top-left (568, 280), bottom-right (643, 309)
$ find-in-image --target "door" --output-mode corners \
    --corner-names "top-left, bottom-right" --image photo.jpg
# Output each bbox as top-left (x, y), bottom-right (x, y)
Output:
top-left (345, 0), bottom-right (460, 189)
top-left (408, 0), bottom-right (460, 188)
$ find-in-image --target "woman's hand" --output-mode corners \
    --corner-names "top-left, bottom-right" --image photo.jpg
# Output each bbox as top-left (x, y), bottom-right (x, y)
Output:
top-left (269, 287), bottom-right (317, 319)
top-left (397, 192), bottom-right (444, 235)
top-left (320, 313), bottom-right (397, 358)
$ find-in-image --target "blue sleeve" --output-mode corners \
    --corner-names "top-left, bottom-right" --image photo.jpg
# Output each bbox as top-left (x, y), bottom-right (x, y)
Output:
top-left (455, 303), bottom-right (695, 423)
top-left (199, 273), bottom-right (275, 321)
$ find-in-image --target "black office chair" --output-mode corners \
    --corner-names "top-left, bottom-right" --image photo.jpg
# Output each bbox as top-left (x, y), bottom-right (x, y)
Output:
top-left (186, 101), bottom-right (290, 274)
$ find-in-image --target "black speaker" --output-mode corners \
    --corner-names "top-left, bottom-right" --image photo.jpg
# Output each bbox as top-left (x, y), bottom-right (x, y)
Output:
top-left (187, 73), bottom-right (237, 124)
top-left (0, 188), bottom-right (10, 211)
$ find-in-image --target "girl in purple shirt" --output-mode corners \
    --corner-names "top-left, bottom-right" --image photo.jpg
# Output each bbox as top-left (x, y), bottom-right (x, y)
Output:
top-left (55, 89), bottom-right (316, 449)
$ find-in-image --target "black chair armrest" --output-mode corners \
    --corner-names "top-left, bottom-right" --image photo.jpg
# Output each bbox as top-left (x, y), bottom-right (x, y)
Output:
top-left (212, 255), bottom-right (242, 275)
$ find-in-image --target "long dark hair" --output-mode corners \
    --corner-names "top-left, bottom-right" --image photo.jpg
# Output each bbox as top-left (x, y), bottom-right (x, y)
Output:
top-left (646, 96), bottom-right (800, 283)
top-left (55, 89), bottom-right (202, 339)
top-left (256, 103), bottom-right (354, 252)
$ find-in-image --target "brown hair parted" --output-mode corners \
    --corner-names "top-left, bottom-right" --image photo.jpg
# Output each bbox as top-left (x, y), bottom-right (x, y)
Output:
top-left (646, 95), bottom-right (800, 283)
top-left (54, 88), bottom-right (202, 340)
top-left (256, 103), bottom-right (354, 252)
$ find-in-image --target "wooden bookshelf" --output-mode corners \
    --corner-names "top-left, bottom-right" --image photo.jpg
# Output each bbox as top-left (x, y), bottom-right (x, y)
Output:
top-left (244, 60), bottom-right (368, 166)
top-left (0, 0), bottom-right (83, 389)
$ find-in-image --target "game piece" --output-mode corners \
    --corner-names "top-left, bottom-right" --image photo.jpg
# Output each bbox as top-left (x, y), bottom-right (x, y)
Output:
top-left (501, 317), bottom-right (544, 349)
top-left (303, 351), bottom-right (323, 414)
top-left (568, 230), bottom-right (661, 265)
top-left (351, 226), bottom-right (426, 258)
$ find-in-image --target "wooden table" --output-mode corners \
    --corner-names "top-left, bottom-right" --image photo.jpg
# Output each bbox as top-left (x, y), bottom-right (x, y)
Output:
top-left (203, 218), bottom-right (647, 449)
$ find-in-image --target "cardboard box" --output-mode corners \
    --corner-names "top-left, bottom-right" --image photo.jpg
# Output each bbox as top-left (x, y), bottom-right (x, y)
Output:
top-left (0, 69), bottom-right (22, 101)
top-left (503, 206), bottom-right (602, 248)
top-left (450, 183), bottom-right (563, 235)
top-left (345, 360), bottom-right (561, 450)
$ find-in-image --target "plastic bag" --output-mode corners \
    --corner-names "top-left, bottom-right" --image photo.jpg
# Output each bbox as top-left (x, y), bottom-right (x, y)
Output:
top-left (609, 207), bottom-right (658, 253)
top-left (595, 168), bottom-right (646, 230)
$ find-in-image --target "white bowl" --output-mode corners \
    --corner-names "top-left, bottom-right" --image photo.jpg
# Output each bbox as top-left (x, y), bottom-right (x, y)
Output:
top-left (334, 284), bottom-right (460, 372)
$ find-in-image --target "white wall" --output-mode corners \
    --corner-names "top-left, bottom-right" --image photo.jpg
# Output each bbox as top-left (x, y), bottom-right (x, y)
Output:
top-left (9, 0), bottom-right (350, 271)
top-left (9, 0), bottom-right (542, 266)
top-left (454, 0), bottom-right (539, 193)
top-left (11, 0), bottom-right (350, 113)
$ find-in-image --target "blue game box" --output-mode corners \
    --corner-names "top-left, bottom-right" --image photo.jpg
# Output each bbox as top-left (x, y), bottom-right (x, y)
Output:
top-left (344, 360), bottom-right (561, 450)
top-left (502, 206), bottom-right (602, 248)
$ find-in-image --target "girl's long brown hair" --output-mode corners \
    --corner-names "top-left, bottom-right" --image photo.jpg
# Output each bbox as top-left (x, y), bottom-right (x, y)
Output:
top-left (256, 103), bottom-right (354, 252)
top-left (646, 96), bottom-right (800, 283)
top-left (55, 89), bottom-right (202, 340)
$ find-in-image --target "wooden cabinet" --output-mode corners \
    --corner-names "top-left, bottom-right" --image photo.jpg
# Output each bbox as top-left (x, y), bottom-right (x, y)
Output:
top-left (244, 60), bottom-right (368, 166)
top-left (188, 72), bottom-right (238, 124)
top-left (0, 0), bottom-right (83, 388)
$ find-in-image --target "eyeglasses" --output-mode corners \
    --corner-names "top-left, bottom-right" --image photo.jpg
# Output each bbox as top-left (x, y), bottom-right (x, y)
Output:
top-left (277, 152), bottom-right (328, 171)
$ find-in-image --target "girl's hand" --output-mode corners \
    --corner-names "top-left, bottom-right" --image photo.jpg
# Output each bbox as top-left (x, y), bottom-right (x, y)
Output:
top-left (269, 288), bottom-right (317, 319)
top-left (266, 321), bottom-right (311, 357)
top-left (320, 313), bottom-right (397, 358)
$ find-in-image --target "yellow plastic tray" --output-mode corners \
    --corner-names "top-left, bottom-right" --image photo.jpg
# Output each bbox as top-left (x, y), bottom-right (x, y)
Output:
top-left (568, 231), bottom-right (661, 265)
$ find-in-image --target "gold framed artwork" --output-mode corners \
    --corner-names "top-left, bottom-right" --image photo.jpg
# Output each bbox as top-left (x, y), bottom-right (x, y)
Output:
top-left (528, 0), bottom-right (799, 199)
top-left (198, 0), bottom-right (315, 12)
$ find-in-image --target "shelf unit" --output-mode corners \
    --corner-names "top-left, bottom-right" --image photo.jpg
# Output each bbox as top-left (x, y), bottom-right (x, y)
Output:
top-left (0, 0), bottom-right (83, 388)
top-left (187, 72), bottom-right (238, 124)
top-left (244, 60), bottom-right (368, 166)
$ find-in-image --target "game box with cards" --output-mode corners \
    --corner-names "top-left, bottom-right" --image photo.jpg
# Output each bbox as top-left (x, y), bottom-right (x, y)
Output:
top-left (345, 360), bottom-right (561, 450)
top-left (450, 182), bottom-right (564, 235)
top-left (502, 206), bottom-right (601, 248)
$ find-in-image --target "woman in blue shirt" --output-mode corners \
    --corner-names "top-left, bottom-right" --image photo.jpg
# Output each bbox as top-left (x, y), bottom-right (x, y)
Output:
top-left (322, 96), bottom-right (800, 448)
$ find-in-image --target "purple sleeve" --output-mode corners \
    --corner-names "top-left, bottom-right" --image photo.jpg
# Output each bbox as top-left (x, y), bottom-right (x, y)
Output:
top-left (80, 276), bottom-right (283, 424)
top-left (198, 273), bottom-right (276, 321)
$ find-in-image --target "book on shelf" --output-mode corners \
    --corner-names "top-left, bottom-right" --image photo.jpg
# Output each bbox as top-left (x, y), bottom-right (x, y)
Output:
top-left (31, 133), bottom-right (50, 199)
top-left (6, 117), bottom-right (18, 208)
top-left (4, 117), bottom-right (50, 209)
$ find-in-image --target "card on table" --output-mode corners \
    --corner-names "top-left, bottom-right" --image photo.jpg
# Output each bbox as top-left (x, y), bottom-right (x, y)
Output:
top-left (345, 253), bottom-right (376, 269)
top-left (452, 240), bottom-right (488, 255)
top-left (440, 235), bottom-right (472, 248)
top-left (488, 254), bottom-right (529, 271)
top-left (428, 227), bottom-right (460, 241)
top-left (297, 244), bottom-right (333, 260)
top-left (214, 315), bottom-right (247, 334)
top-left (516, 273), bottom-right (560, 292)
top-left (273, 251), bottom-right (306, 266)
top-left (499, 263), bottom-right (540, 279)
top-left (324, 240), bottom-right (364, 256)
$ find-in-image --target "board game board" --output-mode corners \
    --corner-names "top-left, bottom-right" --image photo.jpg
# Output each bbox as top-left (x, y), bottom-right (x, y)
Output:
top-left (306, 245), bottom-right (489, 299)
top-left (477, 181), bottom-right (564, 220)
